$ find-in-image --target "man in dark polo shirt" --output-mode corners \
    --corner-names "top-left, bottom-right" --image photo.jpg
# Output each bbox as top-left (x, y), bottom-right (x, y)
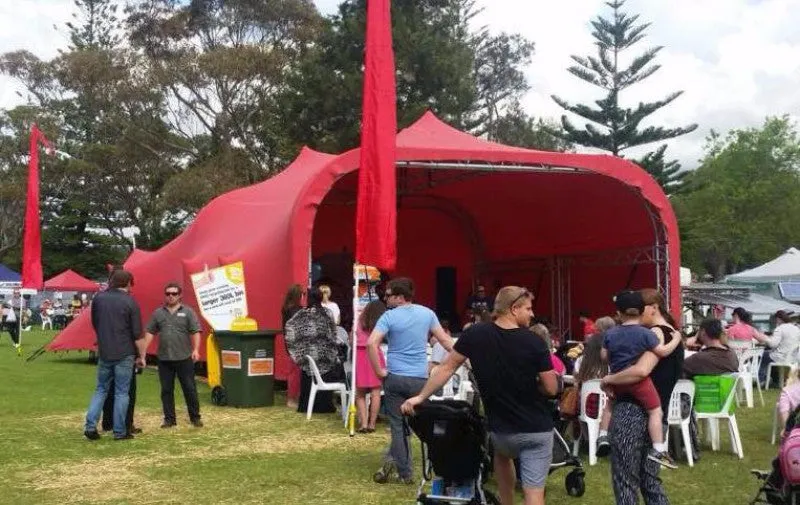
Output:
top-left (143, 282), bottom-right (203, 428)
top-left (84, 269), bottom-right (145, 441)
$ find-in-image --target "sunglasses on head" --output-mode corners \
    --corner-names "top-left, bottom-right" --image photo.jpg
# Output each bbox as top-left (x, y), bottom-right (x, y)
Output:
top-left (510, 289), bottom-right (530, 307)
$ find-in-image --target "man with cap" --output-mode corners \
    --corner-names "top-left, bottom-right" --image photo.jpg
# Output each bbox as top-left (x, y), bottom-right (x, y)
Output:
top-left (600, 290), bottom-right (681, 468)
top-left (753, 310), bottom-right (800, 387)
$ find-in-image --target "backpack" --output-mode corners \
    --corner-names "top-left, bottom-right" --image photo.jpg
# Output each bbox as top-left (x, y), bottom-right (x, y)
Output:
top-left (780, 425), bottom-right (800, 486)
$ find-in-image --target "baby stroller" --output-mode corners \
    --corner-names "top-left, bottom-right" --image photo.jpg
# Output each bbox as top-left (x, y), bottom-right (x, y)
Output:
top-left (751, 405), bottom-right (800, 504)
top-left (407, 399), bottom-right (586, 504)
top-left (407, 399), bottom-right (500, 504)
top-left (550, 425), bottom-right (586, 497)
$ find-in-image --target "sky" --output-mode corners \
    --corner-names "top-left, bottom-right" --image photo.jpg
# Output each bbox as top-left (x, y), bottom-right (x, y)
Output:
top-left (2, 0), bottom-right (800, 169)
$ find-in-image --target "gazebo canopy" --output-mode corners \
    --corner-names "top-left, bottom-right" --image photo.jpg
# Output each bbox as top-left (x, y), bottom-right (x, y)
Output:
top-left (44, 269), bottom-right (100, 292)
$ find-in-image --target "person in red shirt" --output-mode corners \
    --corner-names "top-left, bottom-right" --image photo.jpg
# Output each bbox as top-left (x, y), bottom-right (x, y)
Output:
top-left (579, 310), bottom-right (597, 339)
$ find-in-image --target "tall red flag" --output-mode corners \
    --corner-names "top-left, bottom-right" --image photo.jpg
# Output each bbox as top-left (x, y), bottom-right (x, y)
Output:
top-left (21, 124), bottom-right (52, 289)
top-left (355, 0), bottom-right (397, 270)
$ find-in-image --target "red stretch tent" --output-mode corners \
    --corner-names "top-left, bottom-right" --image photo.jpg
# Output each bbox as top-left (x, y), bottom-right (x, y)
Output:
top-left (47, 112), bottom-right (680, 380)
top-left (44, 269), bottom-right (100, 292)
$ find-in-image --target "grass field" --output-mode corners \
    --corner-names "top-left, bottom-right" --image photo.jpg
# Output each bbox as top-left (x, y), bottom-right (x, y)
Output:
top-left (0, 329), bottom-right (780, 504)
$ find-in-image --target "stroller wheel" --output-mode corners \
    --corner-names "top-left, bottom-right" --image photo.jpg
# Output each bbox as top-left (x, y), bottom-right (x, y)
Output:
top-left (482, 489), bottom-right (501, 505)
top-left (565, 470), bottom-right (586, 497)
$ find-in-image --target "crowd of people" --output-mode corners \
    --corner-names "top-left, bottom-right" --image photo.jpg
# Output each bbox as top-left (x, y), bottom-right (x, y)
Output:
top-left (0, 290), bottom-right (93, 350)
top-left (70, 267), bottom-right (800, 503)
top-left (276, 276), bottom-right (800, 505)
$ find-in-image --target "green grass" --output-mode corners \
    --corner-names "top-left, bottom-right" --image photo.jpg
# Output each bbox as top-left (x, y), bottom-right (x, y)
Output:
top-left (0, 329), bottom-right (780, 504)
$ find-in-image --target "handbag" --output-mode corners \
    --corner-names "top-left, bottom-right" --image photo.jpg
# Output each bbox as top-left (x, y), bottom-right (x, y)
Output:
top-left (559, 385), bottom-right (579, 417)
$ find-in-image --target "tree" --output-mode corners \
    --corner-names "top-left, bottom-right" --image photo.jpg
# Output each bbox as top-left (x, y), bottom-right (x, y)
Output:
top-left (1, 0), bottom-right (190, 276)
top-left (636, 144), bottom-right (685, 195)
top-left (492, 101), bottom-right (573, 151)
top-left (473, 32), bottom-right (534, 140)
top-left (279, 0), bottom-right (535, 154)
top-left (674, 116), bottom-right (800, 280)
top-left (551, 1), bottom-right (696, 188)
top-left (126, 0), bottom-right (324, 182)
top-left (0, 112), bottom-right (28, 262)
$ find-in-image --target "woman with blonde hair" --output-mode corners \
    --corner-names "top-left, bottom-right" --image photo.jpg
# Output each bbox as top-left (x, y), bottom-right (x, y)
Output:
top-left (318, 284), bottom-right (341, 325)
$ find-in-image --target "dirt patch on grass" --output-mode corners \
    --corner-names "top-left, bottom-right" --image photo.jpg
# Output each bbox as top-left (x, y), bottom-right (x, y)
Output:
top-left (21, 410), bottom-right (385, 503)
top-left (26, 458), bottom-right (172, 503)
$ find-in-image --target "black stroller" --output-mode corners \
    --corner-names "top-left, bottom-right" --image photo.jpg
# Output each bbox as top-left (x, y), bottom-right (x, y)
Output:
top-left (408, 399), bottom-right (500, 504)
top-left (407, 399), bottom-right (586, 504)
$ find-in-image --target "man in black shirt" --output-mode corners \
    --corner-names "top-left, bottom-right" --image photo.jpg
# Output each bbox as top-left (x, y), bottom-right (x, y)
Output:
top-left (465, 285), bottom-right (493, 315)
top-left (83, 269), bottom-right (146, 441)
top-left (403, 286), bottom-right (558, 505)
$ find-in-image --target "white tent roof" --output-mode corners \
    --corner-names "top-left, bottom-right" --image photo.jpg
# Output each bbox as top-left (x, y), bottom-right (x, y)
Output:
top-left (726, 247), bottom-right (800, 283)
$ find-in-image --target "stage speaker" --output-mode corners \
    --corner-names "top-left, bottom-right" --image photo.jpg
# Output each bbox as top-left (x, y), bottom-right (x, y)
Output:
top-left (435, 267), bottom-right (457, 327)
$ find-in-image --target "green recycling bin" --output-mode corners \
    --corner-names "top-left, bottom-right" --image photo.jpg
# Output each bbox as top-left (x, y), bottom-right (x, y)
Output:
top-left (214, 330), bottom-right (280, 407)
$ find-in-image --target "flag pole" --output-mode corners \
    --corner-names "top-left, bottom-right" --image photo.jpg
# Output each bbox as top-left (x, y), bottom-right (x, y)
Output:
top-left (348, 271), bottom-right (359, 436)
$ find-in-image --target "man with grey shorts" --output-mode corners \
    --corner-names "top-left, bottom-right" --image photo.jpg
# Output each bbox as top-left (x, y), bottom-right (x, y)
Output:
top-left (403, 286), bottom-right (558, 505)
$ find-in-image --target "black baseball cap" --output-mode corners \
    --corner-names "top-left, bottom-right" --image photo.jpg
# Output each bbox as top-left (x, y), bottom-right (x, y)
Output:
top-left (614, 290), bottom-right (644, 313)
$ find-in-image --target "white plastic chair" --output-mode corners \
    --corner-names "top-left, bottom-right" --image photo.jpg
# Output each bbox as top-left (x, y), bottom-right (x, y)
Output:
top-left (772, 404), bottom-right (781, 445)
top-left (696, 373), bottom-right (744, 459)
top-left (665, 380), bottom-right (695, 466)
top-left (737, 348), bottom-right (764, 408)
top-left (430, 366), bottom-right (474, 403)
top-left (41, 314), bottom-right (53, 330)
top-left (305, 355), bottom-right (349, 426)
top-left (728, 339), bottom-right (753, 359)
top-left (766, 361), bottom-right (797, 391)
top-left (571, 379), bottom-right (607, 466)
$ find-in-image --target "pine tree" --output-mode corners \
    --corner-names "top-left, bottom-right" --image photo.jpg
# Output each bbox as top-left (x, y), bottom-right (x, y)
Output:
top-left (551, 0), bottom-right (696, 188)
top-left (636, 144), bottom-right (685, 194)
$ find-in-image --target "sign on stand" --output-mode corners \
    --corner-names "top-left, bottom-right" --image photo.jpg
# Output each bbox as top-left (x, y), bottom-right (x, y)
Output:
top-left (190, 261), bottom-right (248, 331)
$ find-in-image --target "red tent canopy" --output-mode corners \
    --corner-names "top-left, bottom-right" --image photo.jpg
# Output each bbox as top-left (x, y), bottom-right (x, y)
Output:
top-left (44, 269), bottom-right (100, 292)
top-left (47, 112), bottom-right (680, 380)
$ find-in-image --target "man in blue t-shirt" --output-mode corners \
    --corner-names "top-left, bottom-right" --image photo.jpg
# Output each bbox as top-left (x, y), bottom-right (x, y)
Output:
top-left (367, 277), bottom-right (453, 484)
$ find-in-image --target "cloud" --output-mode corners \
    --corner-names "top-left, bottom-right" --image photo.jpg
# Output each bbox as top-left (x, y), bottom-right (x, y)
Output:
top-left (474, 0), bottom-right (800, 168)
top-left (2, 0), bottom-right (799, 169)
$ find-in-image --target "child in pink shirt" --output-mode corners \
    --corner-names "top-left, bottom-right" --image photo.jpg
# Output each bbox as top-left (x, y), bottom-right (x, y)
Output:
top-left (779, 368), bottom-right (800, 438)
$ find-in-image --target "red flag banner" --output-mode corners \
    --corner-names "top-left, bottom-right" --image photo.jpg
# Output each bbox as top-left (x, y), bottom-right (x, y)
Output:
top-left (355, 0), bottom-right (397, 271)
top-left (21, 124), bottom-right (53, 290)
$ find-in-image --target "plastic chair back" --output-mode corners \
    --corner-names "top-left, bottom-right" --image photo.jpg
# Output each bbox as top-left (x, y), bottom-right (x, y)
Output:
top-left (306, 354), bottom-right (324, 385)
top-left (579, 379), bottom-right (606, 421)
top-left (694, 374), bottom-right (739, 414)
top-left (668, 380), bottom-right (695, 423)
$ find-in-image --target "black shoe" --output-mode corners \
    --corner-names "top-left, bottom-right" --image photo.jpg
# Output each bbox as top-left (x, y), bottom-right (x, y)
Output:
top-left (131, 427), bottom-right (143, 434)
top-left (190, 419), bottom-right (204, 428)
top-left (101, 425), bottom-right (113, 432)
top-left (114, 433), bottom-right (134, 441)
top-left (84, 430), bottom-right (101, 441)
top-left (161, 421), bottom-right (177, 429)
